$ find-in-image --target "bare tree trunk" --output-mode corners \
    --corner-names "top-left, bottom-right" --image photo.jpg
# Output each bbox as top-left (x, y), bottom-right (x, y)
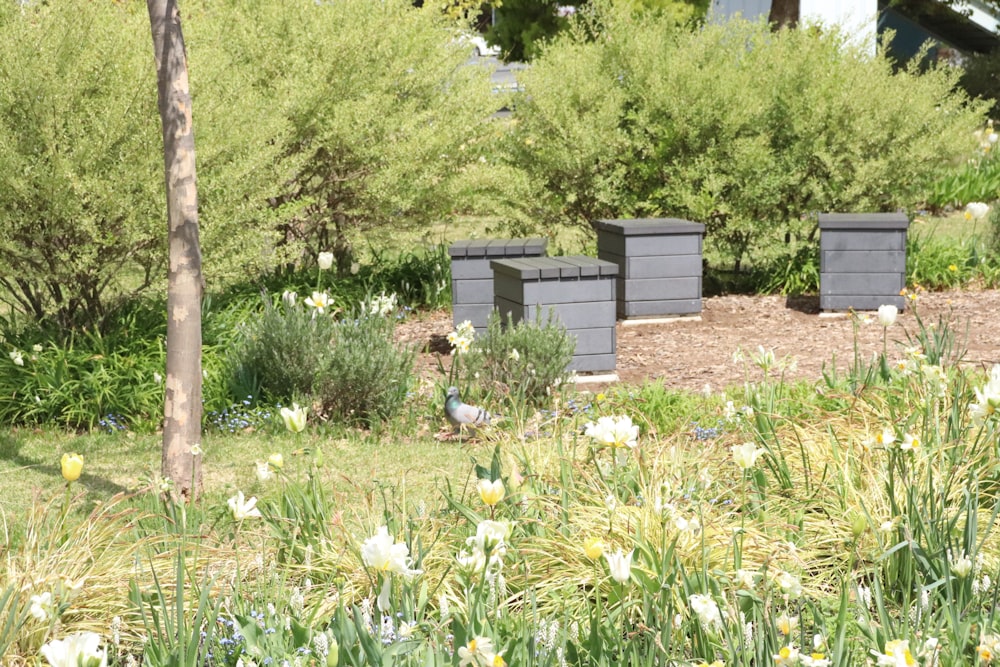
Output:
top-left (768, 0), bottom-right (799, 28)
top-left (147, 0), bottom-right (203, 501)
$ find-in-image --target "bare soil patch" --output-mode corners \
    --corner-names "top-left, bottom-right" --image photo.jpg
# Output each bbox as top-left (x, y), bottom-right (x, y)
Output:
top-left (397, 289), bottom-right (1000, 392)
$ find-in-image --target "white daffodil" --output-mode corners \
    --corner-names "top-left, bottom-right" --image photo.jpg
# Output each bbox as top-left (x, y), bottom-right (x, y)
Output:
top-left (9, 350), bottom-right (23, 366)
top-left (458, 637), bottom-right (495, 667)
top-left (361, 526), bottom-right (421, 576)
top-left (774, 645), bottom-right (800, 666)
top-left (874, 639), bottom-right (916, 667)
top-left (227, 491), bottom-right (262, 521)
top-left (776, 613), bottom-right (799, 636)
top-left (604, 549), bottom-right (633, 584)
top-left (900, 433), bottom-right (920, 452)
top-left (317, 252), bottom-right (334, 271)
top-left (304, 291), bottom-right (332, 314)
top-left (732, 441), bottom-right (765, 470)
top-left (965, 202), bottom-right (991, 221)
top-left (279, 403), bottom-right (308, 433)
top-left (688, 593), bottom-right (722, 629)
top-left (877, 304), bottom-right (898, 327)
top-left (29, 591), bottom-right (54, 622)
top-left (970, 364), bottom-right (1000, 423)
top-left (584, 415), bottom-right (639, 449)
top-left (875, 427), bottom-right (896, 449)
top-left (775, 570), bottom-right (803, 599)
top-left (801, 653), bottom-right (832, 667)
top-left (40, 631), bottom-right (107, 667)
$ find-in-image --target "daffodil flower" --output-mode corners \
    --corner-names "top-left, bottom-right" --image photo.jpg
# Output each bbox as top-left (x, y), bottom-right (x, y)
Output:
top-left (304, 291), bottom-right (332, 314)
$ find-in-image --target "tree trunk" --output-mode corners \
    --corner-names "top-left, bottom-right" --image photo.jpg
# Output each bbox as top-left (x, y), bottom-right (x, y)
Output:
top-left (147, 0), bottom-right (203, 501)
top-left (768, 0), bottom-right (799, 28)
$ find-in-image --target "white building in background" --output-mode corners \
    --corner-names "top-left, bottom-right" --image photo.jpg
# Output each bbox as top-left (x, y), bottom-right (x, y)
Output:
top-left (709, 0), bottom-right (1000, 60)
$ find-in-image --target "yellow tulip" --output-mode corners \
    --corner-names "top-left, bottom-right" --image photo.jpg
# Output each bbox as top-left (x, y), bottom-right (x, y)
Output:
top-left (61, 452), bottom-right (84, 482)
top-left (477, 478), bottom-right (505, 506)
top-left (268, 452), bottom-right (284, 469)
top-left (583, 537), bottom-right (605, 560)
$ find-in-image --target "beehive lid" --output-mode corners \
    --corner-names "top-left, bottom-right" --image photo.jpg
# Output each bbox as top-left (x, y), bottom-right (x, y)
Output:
top-left (596, 218), bottom-right (705, 235)
top-left (818, 213), bottom-right (909, 230)
top-left (491, 256), bottom-right (618, 280)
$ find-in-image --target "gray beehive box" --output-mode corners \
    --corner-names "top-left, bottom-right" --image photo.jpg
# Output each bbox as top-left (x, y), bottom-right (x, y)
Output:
top-left (449, 238), bottom-right (547, 331)
top-left (491, 256), bottom-right (619, 373)
top-left (819, 213), bottom-right (908, 311)
top-left (596, 218), bottom-right (706, 319)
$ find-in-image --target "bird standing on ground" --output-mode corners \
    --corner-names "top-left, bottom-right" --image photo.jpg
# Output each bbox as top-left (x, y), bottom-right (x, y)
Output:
top-left (444, 386), bottom-right (491, 432)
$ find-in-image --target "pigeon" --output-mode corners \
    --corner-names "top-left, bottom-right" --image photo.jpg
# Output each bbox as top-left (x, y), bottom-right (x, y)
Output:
top-left (444, 386), bottom-right (492, 431)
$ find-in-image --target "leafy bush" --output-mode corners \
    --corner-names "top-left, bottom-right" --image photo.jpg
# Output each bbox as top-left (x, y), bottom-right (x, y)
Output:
top-left (0, 0), bottom-right (294, 330)
top-left (223, 0), bottom-right (516, 273)
top-left (313, 313), bottom-right (416, 427)
top-left (456, 311), bottom-right (576, 408)
top-left (509, 4), bottom-right (988, 280)
top-left (228, 295), bottom-right (337, 404)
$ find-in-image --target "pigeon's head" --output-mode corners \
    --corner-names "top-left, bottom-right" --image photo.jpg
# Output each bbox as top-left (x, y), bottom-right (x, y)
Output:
top-left (445, 386), bottom-right (460, 400)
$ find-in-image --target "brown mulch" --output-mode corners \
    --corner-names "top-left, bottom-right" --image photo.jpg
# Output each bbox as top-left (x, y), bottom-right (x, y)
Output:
top-left (397, 289), bottom-right (1000, 392)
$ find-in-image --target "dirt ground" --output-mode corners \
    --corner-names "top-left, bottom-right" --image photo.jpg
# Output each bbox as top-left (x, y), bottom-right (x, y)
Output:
top-left (397, 289), bottom-right (1000, 392)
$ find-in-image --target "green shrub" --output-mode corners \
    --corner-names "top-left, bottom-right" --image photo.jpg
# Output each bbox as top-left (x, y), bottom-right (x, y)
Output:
top-left (313, 313), bottom-right (416, 427)
top-left (228, 295), bottom-right (337, 404)
top-left (0, 0), bottom-right (295, 330)
top-left (456, 311), bottom-right (576, 409)
top-left (509, 4), bottom-right (988, 282)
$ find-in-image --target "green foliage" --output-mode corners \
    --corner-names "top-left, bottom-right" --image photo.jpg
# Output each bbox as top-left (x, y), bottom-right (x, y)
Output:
top-left (488, 0), bottom-right (708, 62)
top-left (926, 122), bottom-right (1000, 209)
top-left (456, 311), bottom-right (576, 409)
top-left (489, 0), bottom-right (580, 62)
top-left (0, 0), bottom-right (162, 328)
top-left (509, 5), bottom-right (988, 275)
top-left (0, 0), bottom-right (513, 330)
top-left (906, 231), bottom-right (987, 290)
top-left (0, 0), bottom-right (295, 330)
top-left (229, 295), bottom-right (337, 404)
top-left (0, 308), bottom-right (166, 431)
top-left (225, 0), bottom-right (513, 272)
top-left (313, 312), bottom-right (416, 427)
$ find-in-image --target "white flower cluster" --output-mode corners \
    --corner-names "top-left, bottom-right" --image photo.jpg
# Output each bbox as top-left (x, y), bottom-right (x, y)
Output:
top-left (584, 415), bottom-right (639, 449)
top-left (362, 292), bottom-right (398, 317)
top-left (361, 526), bottom-right (422, 577)
top-left (457, 520), bottom-right (511, 579)
top-left (447, 320), bottom-right (475, 356)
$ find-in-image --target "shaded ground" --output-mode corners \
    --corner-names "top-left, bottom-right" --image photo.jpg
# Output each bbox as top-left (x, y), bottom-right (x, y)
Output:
top-left (397, 289), bottom-right (1000, 392)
